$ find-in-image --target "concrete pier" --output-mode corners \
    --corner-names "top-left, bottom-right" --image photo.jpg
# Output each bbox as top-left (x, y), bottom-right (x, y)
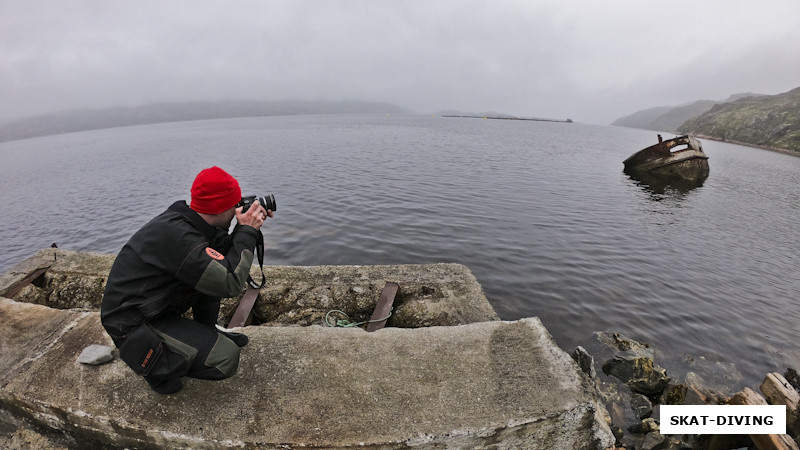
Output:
top-left (0, 249), bottom-right (613, 449)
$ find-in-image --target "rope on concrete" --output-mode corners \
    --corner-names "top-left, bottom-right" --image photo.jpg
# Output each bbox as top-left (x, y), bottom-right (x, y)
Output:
top-left (324, 309), bottom-right (393, 328)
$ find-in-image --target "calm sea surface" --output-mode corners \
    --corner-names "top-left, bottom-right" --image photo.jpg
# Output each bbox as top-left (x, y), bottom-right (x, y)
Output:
top-left (1, 114), bottom-right (798, 389)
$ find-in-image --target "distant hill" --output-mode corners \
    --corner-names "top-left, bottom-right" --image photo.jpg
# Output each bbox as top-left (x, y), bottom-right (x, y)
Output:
top-left (612, 105), bottom-right (677, 130)
top-left (678, 87), bottom-right (800, 152)
top-left (437, 110), bottom-right (572, 123)
top-left (0, 100), bottom-right (411, 143)
top-left (612, 93), bottom-right (760, 132)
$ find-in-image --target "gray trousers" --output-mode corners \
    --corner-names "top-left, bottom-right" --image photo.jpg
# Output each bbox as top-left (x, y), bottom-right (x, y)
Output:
top-left (144, 294), bottom-right (241, 384)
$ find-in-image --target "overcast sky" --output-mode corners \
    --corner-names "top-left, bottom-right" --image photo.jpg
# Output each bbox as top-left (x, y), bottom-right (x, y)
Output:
top-left (2, 0), bottom-right (799, 125)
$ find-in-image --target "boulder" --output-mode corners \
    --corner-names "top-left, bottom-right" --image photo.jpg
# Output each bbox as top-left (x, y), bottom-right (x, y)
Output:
top-left (630, 393), bottom-right (653, 419)
top-left (573, 345), bottom-right (597, 379)
top-left (602, 354), bottom-right (670, 396)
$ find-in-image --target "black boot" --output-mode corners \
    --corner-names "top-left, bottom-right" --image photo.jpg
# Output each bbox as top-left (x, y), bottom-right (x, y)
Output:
top-left (218, 329), bottom-right (249, 347)
top-left (145, 376), bottom-right (183, 394)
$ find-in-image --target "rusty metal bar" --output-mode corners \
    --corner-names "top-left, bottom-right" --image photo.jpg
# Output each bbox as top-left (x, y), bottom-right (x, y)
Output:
top-left (227, 286), bottom-right (260, 328)
top-left (366, 282), bottom-right (399, 332)
top-left (1, 266), bottom-right (50, 298)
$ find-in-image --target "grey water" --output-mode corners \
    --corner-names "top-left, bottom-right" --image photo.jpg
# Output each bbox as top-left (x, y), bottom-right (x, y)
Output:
top-left (1, 114), bottom-right (798, 390)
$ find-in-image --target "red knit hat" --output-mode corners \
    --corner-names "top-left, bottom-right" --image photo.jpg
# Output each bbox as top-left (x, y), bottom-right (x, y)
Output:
top-left (190, 166), bottom-right (242, 214)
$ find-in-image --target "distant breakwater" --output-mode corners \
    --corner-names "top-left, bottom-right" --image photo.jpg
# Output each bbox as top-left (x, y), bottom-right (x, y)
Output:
top-left (441, 114), bottom-right (573, 123)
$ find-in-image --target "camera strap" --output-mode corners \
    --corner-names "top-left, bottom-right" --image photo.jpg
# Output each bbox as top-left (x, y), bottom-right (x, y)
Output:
top-left (247, 229), bottom-right (266, 289)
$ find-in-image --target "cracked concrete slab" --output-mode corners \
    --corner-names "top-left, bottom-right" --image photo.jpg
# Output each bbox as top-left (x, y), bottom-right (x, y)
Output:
top-left (0, 250), bottom-right (613, 449)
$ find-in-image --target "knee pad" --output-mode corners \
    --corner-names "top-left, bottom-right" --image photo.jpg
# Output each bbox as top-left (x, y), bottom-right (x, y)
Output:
top-left (205, 333), bottom-right (241, 378)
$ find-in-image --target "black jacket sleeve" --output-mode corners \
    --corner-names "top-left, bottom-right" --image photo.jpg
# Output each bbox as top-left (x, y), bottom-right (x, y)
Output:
top-left (172, 224), bottom-right (261, 298)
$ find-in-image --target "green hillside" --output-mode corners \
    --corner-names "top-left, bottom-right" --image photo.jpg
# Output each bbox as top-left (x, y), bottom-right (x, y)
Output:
top-left (611, 94), bottom-right (760, 132)
top-left (678, 87), bottom-right (800, 153)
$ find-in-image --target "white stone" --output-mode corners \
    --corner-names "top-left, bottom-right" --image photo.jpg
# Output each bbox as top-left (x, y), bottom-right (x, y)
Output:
top-left (77, 344), bottom-right (114, 365)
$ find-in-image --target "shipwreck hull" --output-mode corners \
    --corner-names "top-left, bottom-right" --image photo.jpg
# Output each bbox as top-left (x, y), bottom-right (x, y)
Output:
top-left (623, 135), bottom-right (709, 182)
top-left (624, 149), bottom-right (710, 181)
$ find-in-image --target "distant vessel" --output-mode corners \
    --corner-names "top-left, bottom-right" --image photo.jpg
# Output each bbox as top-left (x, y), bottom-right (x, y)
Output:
top-left (623, 134), bottom-right (709, 181)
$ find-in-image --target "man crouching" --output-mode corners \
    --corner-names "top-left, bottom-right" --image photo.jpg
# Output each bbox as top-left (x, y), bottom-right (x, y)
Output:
top-left (101, 166), bottom-right (274, 394)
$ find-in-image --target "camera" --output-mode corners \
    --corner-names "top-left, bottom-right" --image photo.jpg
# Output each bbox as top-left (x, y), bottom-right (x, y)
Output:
top-left (238, 194), bottom-right (276, 212)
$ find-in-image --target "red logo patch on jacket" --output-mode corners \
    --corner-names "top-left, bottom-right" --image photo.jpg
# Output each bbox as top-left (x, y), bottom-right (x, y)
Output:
top-left (205, 247), bottom-right (225, 260)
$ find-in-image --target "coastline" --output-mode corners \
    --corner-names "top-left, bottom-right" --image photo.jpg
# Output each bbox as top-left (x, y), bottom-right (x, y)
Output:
top-left (689, 133), bottom-right (800, 157)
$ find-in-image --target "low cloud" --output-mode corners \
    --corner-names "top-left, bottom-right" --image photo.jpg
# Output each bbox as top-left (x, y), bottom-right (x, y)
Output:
top-left (2, 0), bottom-right (799, 125)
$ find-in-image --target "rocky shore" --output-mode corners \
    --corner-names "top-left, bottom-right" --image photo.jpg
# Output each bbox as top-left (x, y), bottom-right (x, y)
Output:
top-left (573, 331), bottom-right (800, 449)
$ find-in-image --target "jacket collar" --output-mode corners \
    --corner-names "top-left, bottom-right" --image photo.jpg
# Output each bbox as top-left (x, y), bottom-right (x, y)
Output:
top-left (168, 200), bottom-right (218, 242)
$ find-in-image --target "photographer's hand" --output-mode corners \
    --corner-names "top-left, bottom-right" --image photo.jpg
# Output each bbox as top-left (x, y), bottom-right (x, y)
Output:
top-left (235, 201), bottom-right (271, 230)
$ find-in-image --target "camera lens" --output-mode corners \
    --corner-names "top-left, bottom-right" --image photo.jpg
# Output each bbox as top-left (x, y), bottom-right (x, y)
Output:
top-left (261, 194), bottom-right (276, 211)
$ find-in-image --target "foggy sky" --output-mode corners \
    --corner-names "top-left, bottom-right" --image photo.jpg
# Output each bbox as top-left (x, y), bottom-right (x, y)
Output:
top-left (2, 0), bottom-right (799, 125)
